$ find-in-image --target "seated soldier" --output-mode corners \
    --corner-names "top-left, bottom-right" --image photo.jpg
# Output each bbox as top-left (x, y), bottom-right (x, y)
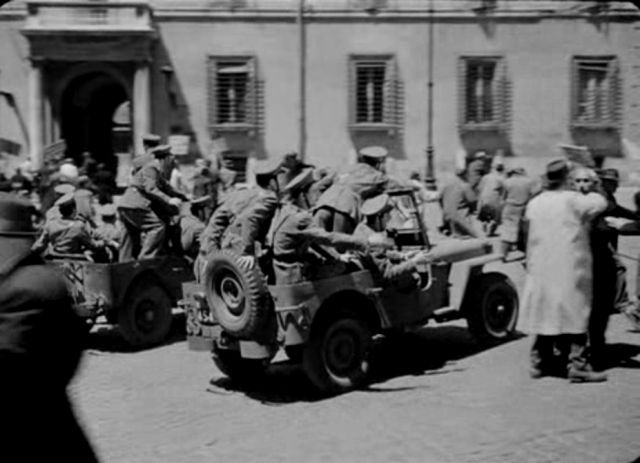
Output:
top-left (94, 204), bottom-right (122, 262)
top-left (269, 168), bottom-right (388, 285)
top-left (352, 193), bottom-right (431, 288)
top-left (178, 200), bottom-right (205, 260)
top-left (32, 193), bottom-right (106, 260)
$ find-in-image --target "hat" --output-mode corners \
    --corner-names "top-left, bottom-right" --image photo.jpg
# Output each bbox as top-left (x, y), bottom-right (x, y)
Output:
top-left (254, 158), bottom-right (283, 178)
top-left (598, 168), bottom-right (620, 183)
top-left (142, 133), bottom-right (161, 145)
top-left (0, 192), bottom-right (36, 237)
top-left (545, 159), bottom-right (569, 183)
top-left (53, 183), bottom-right (76, 196)
top-left (359, 146), bottom-right (388, 159)
top-left (99, 204), bottom-right (117, 217)
top-left (508, 167), bottom-right (526, 176)
top-left (474, 151), bottom-right (487, 160)
top-left (360, 194), bottom-right (392, 217)
top-left (55, 192), bottom-right (76, 208)
top-left (150, 144), bottom-right (172, 158)
top-left (284, 167), bottom-right (315, 194)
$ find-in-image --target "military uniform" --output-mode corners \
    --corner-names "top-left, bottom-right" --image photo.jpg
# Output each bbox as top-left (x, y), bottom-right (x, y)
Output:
top-left (477, 170), bottom-right (505, 232)
top-left (179, 213), bottom-right (205, 259)
top-left (270, 203), bottom-right (367, 285)
top-left (440, 174), bottom-right (482, 238)
top-left (117, 146), bottom-right (186, 261)
top-left (33, 194), bottom-right (102, 256)
top-left (314, 147), bottom-right (389, 234)
top-left (500, 170), bottom-right (539, 246)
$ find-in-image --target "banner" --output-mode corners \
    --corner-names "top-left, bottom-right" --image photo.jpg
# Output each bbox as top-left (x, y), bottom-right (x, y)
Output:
top-left (169, 134), bottom-right (190, 156)
top-left (0, 137), bottom-right (21, 156)
top-left (558, 143), bottom-right (595, 168)
top-left (43, 139), bottom-right (67, 163)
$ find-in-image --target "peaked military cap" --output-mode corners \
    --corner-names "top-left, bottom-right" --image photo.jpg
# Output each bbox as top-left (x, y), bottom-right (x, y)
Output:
top-left (254, 158), bottom-right (283, 178)
top-left (150, 144), bottom-right (172, 158)
top-left (53, 183), bottom-right (76, 196)
top-left (359, 146), bottom-right (388, 159)
top-left (360, 193), bottom-right (392, 217)
top-left (55, 192), bottom-right (76, 208)
top-left (142, 133), bottom-right (162, 144)
top-left (285, 167), bottom-right (315, 194)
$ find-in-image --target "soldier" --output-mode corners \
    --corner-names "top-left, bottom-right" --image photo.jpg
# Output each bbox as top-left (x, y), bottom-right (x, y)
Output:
top-left (440, 167), bottom-right (483, 238)
top-left (499, 167), bottom-right (539, 256)
top-left (117, 144), bottom-right (188, 261)
top-left (191, 158), bottom-right (219, 223)
top-left (196, 159), bottom-right (281, 279)
top-left (131, 133), bottom-right (162, 174)
top-left (467, 151), bottom-right (488, 194)
top-left (178, 200), bottom-right (205, 260)
top-left (32, 193), bottom-right (106, 259)
top-left (45, 183), bottom-right (77, 221)
top-left (269, 168), bottom-right (377, 285)
top-left (352, 193), bottom-right (431, 288)
top-left (477, 160), bottom-right (506, 236)
top-left (74, 175), bottom-right (96, 226)
top-left (314, 146), bottom-right (389, 234)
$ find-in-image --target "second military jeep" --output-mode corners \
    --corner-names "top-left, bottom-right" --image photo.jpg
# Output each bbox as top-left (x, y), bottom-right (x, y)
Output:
top-left (183, 189), bottom-right (524, 393)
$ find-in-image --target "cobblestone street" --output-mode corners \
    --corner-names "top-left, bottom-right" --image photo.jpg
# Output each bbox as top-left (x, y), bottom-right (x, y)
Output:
top-left (71, 188), bottom-right (640, 463)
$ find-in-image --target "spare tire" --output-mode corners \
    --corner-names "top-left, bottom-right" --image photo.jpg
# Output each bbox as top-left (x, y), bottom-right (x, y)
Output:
top-left (203, 250), bottom-right (273, 339)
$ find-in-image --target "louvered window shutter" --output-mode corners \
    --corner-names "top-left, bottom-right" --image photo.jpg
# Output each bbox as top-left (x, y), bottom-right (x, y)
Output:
top-left (245, 58), bottom-right (257, 127)
top-left (383, 58), bottom-right (397, 126)
top-left (348, 58), bottom-right (356, 125)
top-left (570, 58), bottom-right (578, 124)
top-left (207, 57), bottom-right (218, 132)
top-left (610, 58), bottom-right (622, 127)
top-left (457, 57), bottom-right (467, 127)
top-left (497, 59), bottom-right (511, 132)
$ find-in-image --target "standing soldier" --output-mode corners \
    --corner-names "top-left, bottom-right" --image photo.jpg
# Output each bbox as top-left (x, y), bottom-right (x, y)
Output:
top-left (117, 144), bottom-right (188, 261)
top-left (499, 167), bottom-right (539, 256)
top-left (196, 159), bottom-right (281, 279)
top-left (191, 158), bottom-right (219, 223)
top-left (467, 151), bottom-right (488, 194)
top-left (269, 168), bottom-right (375, 285)
top-left (314, 146), bottom-right (388, 234)
top-left (440, 167), bottom-right (483, 238)
top-left (477, 159), bottom-right (506, 236)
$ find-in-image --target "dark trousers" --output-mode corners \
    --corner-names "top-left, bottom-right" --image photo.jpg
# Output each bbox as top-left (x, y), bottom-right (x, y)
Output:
top-left (314, 207), bottom-right (355, 234)
top-left (118, 207), bottom-right (167, 261)
top-left (530, 333), bottom-right (589, 374)
top-left (589, 254), bottom-right (617, 365)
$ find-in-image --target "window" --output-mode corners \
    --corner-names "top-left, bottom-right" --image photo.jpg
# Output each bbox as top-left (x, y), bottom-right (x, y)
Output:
top-left (571, 56), bottom-right (621, 128)
top-left (349, 55), bottom-right (402, 129)
top-left (207, 56), bottom-right (261, 132)
top-left (458, 56), bottom-right (510, 130)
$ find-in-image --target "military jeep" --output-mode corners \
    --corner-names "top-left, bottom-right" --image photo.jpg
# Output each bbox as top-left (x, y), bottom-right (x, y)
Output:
top-left (183, 189), bottom-right (524, 393)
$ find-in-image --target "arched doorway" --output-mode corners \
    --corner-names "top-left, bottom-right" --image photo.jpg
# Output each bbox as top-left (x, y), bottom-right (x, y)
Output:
top-left (60, 71), bottom-right (131, 171)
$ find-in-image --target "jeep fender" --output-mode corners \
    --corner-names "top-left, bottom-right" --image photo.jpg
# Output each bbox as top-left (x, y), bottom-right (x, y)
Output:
top-left (449, 252), bottom-right (507, 311)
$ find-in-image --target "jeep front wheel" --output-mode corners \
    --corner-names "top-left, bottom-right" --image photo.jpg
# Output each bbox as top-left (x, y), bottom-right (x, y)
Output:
top-left (303, 317), bottom-right (371, 394)
top-left (465, 273), bottom-right (518, 342)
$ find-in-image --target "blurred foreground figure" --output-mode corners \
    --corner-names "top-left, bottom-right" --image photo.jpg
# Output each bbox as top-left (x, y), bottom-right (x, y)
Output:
top-left (0, 192), bottom-right (98, 461)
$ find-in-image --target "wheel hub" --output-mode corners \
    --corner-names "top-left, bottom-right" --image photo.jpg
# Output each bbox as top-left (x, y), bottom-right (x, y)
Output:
top-left (325, 330), bottom-right (359, 374)
top-left (220, 276), bottom-right (244, 315)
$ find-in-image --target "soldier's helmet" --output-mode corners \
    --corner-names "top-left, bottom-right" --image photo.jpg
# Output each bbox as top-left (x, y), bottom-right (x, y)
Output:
top-left (358, 146), bottom-right (388, 160)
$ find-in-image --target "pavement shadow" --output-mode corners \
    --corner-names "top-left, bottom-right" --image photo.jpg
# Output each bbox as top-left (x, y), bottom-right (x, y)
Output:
top-left (206, 325), bottom-right (523, 405)
top-left (602, 342), bottom-right (640, 370)
top-left (85, 312), bottom-right (186, 354)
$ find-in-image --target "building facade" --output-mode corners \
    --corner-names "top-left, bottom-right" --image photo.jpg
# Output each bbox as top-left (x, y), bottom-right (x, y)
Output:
top-left (0, 0), bottom-right (639, 183)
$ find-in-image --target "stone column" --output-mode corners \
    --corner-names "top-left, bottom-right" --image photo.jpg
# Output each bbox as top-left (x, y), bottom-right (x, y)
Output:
top-left (133, 61), bottom-right (151, 156)
top-left (28, 60), bottom-right (44, 168)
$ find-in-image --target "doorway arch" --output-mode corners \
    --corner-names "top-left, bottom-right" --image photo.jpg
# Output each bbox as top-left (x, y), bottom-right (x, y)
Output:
top-left (60, 70), bottom-right (131, 171)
